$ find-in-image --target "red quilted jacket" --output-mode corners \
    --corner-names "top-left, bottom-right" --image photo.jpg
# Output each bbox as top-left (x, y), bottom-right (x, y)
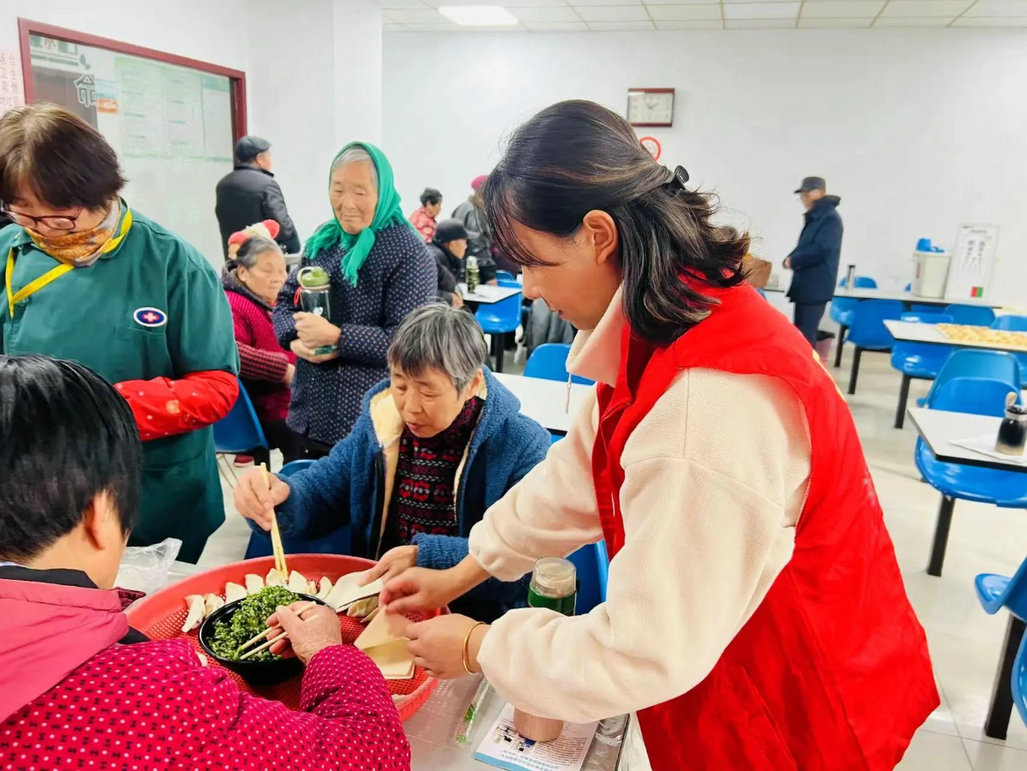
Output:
top-left (223, 269), bottom-right (294, 423)
top-left (0, 575), bottom-right (410, 770)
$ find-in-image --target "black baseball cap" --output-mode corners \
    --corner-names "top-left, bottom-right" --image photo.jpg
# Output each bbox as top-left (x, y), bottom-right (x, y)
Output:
top-left (435, 218), bottom-right (478, 243)
top-left (235, 135), bottom-right (271, 163)
top-left (794, 176), bottom-right (826, 194)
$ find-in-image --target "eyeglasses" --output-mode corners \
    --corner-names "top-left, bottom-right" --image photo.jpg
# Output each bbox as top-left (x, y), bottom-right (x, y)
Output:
top-left (1, 203), bottom-right (84, 231)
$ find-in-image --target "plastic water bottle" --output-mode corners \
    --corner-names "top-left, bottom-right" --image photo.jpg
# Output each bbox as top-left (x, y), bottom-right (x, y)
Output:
top-left (513, 557), bottom-right (578, 742)
top-left (297, 266), bottom-right (335, 355)
top-left (466, 255), bottom-right (480, 294)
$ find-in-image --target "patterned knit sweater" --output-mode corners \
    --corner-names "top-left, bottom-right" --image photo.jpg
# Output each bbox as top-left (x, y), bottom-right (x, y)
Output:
top-left (382, 396), bottom-right (484, 550)
top-left (273, 222), bottom-right (436, 445)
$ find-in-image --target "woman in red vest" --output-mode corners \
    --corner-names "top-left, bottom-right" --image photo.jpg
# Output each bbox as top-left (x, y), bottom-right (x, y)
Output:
top-left (380, 100), bottom-right (938, 770)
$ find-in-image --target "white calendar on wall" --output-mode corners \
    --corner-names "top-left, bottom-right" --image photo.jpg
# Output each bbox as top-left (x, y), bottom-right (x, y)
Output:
top-left (945, 224), bottom-right (999, 301)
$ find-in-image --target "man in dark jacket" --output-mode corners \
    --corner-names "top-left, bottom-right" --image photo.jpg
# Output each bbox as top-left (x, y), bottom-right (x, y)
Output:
top-left (452, 175), bottom-right (497, 284)
top-left (215, 135), bottom-right (301, 258)
top-left (427, 218), bottom-right (474, 308)
top-left (784, 176), bottom-right (843, 346)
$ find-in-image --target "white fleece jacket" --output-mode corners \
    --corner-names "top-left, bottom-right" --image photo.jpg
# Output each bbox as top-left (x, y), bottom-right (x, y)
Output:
top-left (468, 288), bottom-right (812, 725)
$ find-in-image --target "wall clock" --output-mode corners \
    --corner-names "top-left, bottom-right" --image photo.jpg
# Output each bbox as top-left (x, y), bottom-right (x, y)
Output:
top-left (627, 88), bottom-right (674, 127)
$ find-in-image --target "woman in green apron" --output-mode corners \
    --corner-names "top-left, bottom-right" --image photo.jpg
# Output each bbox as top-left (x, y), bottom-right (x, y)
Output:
top-left (0, 105), bottom-right (239, 563)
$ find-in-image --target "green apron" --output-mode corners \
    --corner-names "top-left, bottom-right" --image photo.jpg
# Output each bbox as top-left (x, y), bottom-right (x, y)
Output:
top-left (0, 203), bottom-right (239, 562)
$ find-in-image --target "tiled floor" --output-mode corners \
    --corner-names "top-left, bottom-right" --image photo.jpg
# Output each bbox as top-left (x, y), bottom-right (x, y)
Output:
top-left (198, 344), bottom-right (1027, 769)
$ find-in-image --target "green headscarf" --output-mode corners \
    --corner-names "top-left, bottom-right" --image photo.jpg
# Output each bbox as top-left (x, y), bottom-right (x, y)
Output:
top-left (303, 141), bottom-right (411, 286)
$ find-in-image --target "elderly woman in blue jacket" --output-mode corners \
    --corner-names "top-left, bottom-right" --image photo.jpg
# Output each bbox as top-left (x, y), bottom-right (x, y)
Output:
top-left (235, 303), bottom-right (551, 621)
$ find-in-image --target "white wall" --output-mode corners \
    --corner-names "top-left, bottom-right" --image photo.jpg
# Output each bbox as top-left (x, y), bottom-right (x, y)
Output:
top-left (2, 0), bottom-right (384, 255)
top-left (383, 29), bottom-right (1027, 307)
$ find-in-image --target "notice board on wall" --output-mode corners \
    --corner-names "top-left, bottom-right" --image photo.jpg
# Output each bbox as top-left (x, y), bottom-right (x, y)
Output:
top-left (18, 19), bottom-right (246, 266)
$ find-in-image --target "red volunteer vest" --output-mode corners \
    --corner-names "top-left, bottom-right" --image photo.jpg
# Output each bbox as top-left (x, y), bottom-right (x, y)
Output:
top-left (592, 282), bottom-right (938, 770)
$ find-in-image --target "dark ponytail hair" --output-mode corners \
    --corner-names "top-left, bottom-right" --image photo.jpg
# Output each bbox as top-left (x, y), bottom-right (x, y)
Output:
top-left (482, 99), bottom-right (749, 346)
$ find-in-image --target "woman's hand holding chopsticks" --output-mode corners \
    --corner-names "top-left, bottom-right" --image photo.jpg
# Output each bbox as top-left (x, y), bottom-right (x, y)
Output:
top-left (263, 602), bottom-right (343, 665)
top-left (233, 467), bottom-right (291, 531)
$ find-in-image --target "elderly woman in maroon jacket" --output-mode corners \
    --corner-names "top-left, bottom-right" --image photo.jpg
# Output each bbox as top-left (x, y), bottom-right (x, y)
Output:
top-left (0, 354), bottom-right (409, 771)
top-left (223, 235), bottom-right (303, 463)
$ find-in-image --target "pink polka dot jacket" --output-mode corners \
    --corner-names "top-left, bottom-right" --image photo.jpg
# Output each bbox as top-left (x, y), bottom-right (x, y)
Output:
top-left (0, 575), bottom-right (411, 770)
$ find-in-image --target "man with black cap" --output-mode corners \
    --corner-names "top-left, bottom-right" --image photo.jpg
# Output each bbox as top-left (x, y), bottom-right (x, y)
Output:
top-left (783, 176), bottom-right (843, 346)
top-left (215, 135), bottom-right (301, 258)
top-left (428, 218), bottom-right (477, 308)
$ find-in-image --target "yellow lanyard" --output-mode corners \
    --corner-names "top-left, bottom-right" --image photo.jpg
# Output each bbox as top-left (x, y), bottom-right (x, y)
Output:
top-left (4, 209), bottom-right (133, 318)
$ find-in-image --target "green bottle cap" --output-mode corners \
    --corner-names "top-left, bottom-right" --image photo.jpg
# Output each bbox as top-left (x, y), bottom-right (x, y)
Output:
top-left (298, 266), bottom-right (330, 288)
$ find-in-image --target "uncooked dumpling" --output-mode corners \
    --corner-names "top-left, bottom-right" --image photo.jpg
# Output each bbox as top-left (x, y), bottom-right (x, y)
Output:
top-left (346, 596), bottom-right (379, 619)
top-left (244, 574), bottom-right (264, 594)
top-left (204, 593), bottom-right (225, 617)
top-left (181, 594), bottom-right (205, 633)
top-left (287, 569), bottom-right (308, 594)
top-left (224, 582), bottom-right (247, 603)
top-left (315, 576), bottom-right (334, 600)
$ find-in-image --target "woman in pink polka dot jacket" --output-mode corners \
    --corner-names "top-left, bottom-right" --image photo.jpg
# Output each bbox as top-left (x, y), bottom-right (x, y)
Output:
top-left (0, 355), bottom-right (410, 771)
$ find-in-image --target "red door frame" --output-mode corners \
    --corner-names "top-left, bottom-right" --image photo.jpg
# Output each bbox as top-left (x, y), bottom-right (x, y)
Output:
top-left (17, 18), bottom-right (247, 140)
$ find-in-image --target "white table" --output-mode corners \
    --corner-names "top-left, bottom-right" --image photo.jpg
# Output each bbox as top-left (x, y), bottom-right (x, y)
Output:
top-left (884, 320), bottom-right (1027, 354)
top-left (907, 407), bottom-right (1026, 473)
top-left (493, 372), bottom-right (594, 434)
top-left (887, 320), bottom-right (1027, 428)
top-left (832, 288), bottom-right (1004, 308)
top-left (457, 283), bottom-right (521, 304)
top-left (158, 562), bottom-right (626, 769)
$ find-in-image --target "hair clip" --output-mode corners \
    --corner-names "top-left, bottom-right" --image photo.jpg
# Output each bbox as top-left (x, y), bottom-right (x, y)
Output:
top-left (670, 165), bottom-right (690, 189)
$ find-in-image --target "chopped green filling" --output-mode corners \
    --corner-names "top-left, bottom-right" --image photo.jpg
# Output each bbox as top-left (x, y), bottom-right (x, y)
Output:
top-left (209, 585), bottom-right (300, 662)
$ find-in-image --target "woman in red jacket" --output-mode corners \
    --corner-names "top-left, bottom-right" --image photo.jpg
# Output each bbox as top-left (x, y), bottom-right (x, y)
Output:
top-left (223, 235), bottom-right (303, 463)
top-left (0, 354), bottom-right (409, 770)
top-left (379, 100), bottom-right (938, 770)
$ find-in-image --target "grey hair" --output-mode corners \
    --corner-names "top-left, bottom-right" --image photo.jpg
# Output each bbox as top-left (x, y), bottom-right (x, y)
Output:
top-left (235, 236), bottom-right (282, 269)
top-left (388, 304), bottom-right (488, 392)
top-left (332, 146), bottom-right (378, 191)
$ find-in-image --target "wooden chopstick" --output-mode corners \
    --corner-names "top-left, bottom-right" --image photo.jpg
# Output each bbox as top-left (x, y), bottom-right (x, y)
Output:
top-left (236, 600), bottom-right (316, 653)
top-left (240, 629), bottom-right (289, 660)
top-left (238, 601), bottom-right (317, 660)
top-left (259, 463), bottom-right (288, 577)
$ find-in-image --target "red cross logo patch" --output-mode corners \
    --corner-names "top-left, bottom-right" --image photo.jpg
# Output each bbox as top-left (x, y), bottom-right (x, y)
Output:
top-left (133, 307), bottom-right (168, 328)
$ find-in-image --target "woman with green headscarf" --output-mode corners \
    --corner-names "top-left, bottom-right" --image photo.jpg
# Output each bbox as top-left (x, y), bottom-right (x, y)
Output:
top-left (273, 143), bottom-right (436, 457)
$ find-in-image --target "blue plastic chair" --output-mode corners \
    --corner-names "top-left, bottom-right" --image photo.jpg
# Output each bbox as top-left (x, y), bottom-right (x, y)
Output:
top-left (891, 313), bottom-right (954, 429)
top-left (916, 379), bottom-right (1027, 576)
top-left (244, 459), bottom-right (353, 559)
top-left (919, 350), bottom-right (1023, 409)
top-left (830, 275), bottom-right (878, 368)
top-left (994, 315), bottom-right (1027, 332)
top-left (1015, 634), bottom-right (1027, 727)
top-left (476, 291), bottom-right (522, 373)
top-left (524, 343), bottom-right (595, 386)
top-left (567, 541), bottom-right (610, 614)
top-left (992, 316), bottom-right (1027, 388)
top-left (945, 304), bottom-right (996, 327)
top-left (976, 557), bottom-right (1027, 619)
top-left (975, 557), bottom-right (1027, 736)
top-left (911, 304), bottom-right (946, 315)
top-left (495, 270), bottom-right (517, 283)
top-left (213, 381), bottom-right (268, 483)
top-left (845, 300), bottom-right (905, 394)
